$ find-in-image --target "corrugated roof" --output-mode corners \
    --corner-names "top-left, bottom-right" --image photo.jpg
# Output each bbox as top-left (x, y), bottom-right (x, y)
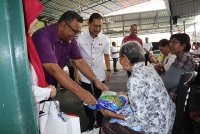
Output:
top-left (38, 0), bottom-right (200, 37)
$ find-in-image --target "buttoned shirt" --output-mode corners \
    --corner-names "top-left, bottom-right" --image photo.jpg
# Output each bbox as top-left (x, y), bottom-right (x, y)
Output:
top-left (32, 24), bottom-right (82, 85)
top-left (125, 62), bottom-right (175, 133)
top-left (172, 52), bottom-right (196, 72)
top-left (77, 31), bottom-right (109, 83)
top-left (122, 34), bottom-right (143, 47)
top-left (162, 52), bottom-right (196, 90)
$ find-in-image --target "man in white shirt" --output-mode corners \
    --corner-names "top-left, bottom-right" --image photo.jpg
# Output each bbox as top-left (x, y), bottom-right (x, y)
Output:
top-left (143, 37), bottom-right (153, 53)
top-left (111, 41), bottom-right (119, 72)
top-left (193, 42), bottom-right (200, 55)
top-left (76, 13), bottom-right (111, 130)
top-left (143, 37), bottom-right (153, 66)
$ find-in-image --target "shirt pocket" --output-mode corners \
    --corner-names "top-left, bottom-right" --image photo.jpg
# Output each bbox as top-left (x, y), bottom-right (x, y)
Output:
top-left (94, 43), bottom-right (104, 54)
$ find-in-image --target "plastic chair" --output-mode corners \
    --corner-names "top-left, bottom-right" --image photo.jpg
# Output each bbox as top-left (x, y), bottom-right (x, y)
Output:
top-left (172, 71), bottom-right (197, 134)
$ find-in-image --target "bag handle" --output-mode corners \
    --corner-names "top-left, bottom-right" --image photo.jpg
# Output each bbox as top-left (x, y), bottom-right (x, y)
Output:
top-left (51, 97), bottom-right (66, 122)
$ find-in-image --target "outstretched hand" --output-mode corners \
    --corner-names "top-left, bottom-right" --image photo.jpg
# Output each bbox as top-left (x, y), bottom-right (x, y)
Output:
top-left (94, 79), bottom-right (109, 91)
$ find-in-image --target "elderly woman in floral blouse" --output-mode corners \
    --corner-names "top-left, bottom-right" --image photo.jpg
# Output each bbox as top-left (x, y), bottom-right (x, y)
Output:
top-left (100, 41), bottom-right (175, 134)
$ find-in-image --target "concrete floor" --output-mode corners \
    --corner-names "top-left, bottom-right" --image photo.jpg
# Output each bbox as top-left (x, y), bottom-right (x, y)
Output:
top-left (56, 63), bottom-right (128, 132)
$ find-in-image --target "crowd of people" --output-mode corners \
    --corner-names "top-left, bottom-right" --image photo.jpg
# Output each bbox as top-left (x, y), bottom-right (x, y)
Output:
top-left (22, 0), bottom-right (199, 134)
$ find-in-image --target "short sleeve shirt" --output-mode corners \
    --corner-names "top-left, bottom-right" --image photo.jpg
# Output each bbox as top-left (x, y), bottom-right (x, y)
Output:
top-left (77, 31), bottom-right (109, 83)
top-left (32, 23), bottom-right (82, 85)
top-left (143, 42), bottom-right (153, 51)
top-left (111, 46), bottom-right (119, 58)
top-left (122, 35), bottom-right (143, 47)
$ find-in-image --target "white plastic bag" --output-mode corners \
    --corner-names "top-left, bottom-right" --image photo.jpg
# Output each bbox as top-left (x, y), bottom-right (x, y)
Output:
top-left (39, 100), bottom-right (81, 134)
top-left (64, 114), bottom-right (81, 134)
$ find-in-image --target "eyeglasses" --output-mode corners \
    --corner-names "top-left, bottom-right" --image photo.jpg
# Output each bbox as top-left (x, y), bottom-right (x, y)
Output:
top-left (65, 23), bottom-right (80, 35)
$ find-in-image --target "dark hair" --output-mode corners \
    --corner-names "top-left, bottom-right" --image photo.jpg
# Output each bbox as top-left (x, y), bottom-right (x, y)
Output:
top-left (112, 41), bottom-right (116, 45)
top-left (170, 33), bottom-right (191, 52)
top-left (120, 41), bottom-right (145, 64)
top-left (58, 11), bottom-right (83, 23)
top-left (88, 13), bottom-right (103, 23)
top-left (158, 39), bottom-right (169, 47)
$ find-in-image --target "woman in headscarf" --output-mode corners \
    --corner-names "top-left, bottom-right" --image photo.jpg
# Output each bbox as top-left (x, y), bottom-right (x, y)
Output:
top-left (22, 0), bottom-right (57, 126)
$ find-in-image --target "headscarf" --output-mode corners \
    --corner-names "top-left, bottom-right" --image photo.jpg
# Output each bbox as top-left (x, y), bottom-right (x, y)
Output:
top-left (23, 0), bottom-right (48, 87)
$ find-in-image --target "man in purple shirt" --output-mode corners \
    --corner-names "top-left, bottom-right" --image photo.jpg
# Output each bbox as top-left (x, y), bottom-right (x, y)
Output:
top-left (32, 11), bottom-right (108, 105)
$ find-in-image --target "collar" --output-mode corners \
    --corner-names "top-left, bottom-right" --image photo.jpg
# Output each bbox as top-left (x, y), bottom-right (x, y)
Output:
top-left (53, 23), bottom-right (72, 44)
top-left (129, 34), bottom-right (137, 39)
top-left (85, 30), bottom-right (100, 39)
top-left (131, 62), bottom-right (145, 72)
top-left (52, 23), bottom-right (60, 42)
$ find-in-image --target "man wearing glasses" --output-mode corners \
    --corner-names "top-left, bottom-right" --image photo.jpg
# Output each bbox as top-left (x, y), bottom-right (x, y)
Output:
top-left (75, 13), bottom-right (111, 130)
top-left (32, 11), bottom-right (108, 106)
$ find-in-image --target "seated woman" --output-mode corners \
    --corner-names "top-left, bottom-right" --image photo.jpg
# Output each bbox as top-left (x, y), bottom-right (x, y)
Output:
top-left (150, 39), bottom-right (176, 74)
top-left (100, 41), bottom-right (175, 134)
top-left (161, 33), bottom-right (196, 93)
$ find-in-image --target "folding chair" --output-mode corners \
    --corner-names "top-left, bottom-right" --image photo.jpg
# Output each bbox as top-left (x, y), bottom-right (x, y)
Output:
top-left (172, 71), bottom-right (197, 134)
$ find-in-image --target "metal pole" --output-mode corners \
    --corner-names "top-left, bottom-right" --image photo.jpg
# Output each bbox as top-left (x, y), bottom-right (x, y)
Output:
top-left (170, 16), bottom-right (173, 35)
top-left (194, 22), bottom-right (196, 42)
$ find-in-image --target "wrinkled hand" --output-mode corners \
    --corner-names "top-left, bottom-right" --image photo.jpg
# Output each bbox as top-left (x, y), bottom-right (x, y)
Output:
top-left (74, 72), bottom-right (81, 85)
top-left (117, 91), bottom-right (128, 96)
top-left (78, 89), bottom-right (97, 105)
top-left (48, 85), bottom-right (57, 97)
top-left (106, 71), bottom-right (111, 82)
top-left (101, 109), bottom-right (124, 120)
top-left (94, 79), bottom-right (109, 91)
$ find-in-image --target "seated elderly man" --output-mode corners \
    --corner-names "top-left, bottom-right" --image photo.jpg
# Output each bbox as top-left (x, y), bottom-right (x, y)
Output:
top-left (100, 41), bottom-right (175, 134)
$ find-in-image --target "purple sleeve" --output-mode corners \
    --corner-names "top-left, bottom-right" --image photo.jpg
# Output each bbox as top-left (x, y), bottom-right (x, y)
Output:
top-left (70, 39), bottom-right (82, 60)
top-left (32, 30), bottom-right (58, 64)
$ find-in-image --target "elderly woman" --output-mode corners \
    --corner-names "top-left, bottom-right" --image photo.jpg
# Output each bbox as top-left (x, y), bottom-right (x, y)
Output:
top-left (100, 41), bottom-right (175, 134)
top-left (161, 33), bottom-right (196, 92)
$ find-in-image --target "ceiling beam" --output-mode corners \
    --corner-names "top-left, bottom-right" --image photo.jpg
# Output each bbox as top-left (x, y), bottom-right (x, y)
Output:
top-left (81, 0), bottom-right (112, 12)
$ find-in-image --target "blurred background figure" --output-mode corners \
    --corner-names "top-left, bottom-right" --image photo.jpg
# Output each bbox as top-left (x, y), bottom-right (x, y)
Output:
top-left (111, 41), bottom-right (119, 72)
top-left (143, 37), bottom-right (153, 53)
top-left (150, 39), bottom-right (176, 74)
top-left (193, 42), bottom-right (200, 57)
top-left (122, 24), bottom-right (143, 77)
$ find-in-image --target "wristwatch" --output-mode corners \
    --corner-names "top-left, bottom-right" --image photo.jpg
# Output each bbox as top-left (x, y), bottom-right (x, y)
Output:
top-left (106, 69), bottom-right (111, 72)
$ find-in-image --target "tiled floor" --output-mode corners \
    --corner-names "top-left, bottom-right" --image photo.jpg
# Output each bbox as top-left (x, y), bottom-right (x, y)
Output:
top-left (56, 66), bottom-right (128, 132)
